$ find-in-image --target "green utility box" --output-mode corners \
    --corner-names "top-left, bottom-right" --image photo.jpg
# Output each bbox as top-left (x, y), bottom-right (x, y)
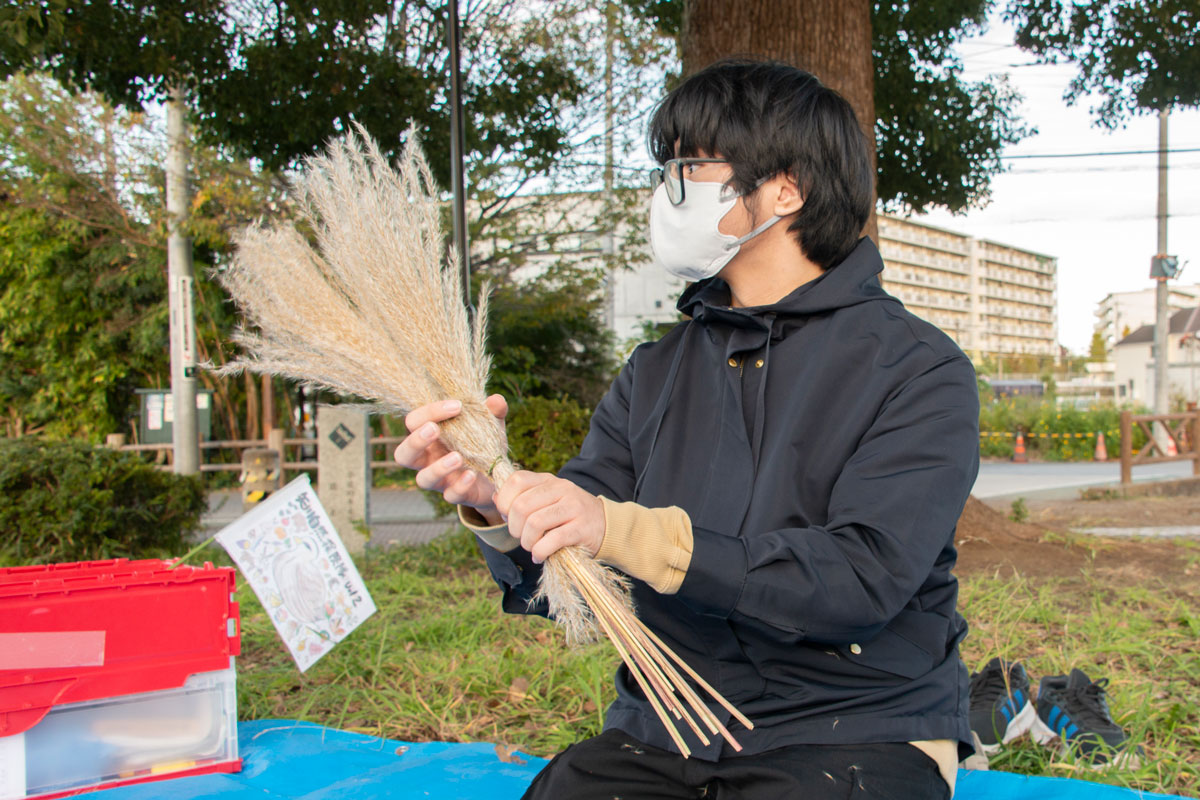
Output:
top-left (136, 389), bottom-right (213, 444)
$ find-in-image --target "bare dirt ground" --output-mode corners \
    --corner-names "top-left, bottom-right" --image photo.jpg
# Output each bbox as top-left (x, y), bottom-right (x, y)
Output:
top-left (955, 496), bottom-right (1200, 588)
top-left (1023, 493), bottom-right (1200, 529)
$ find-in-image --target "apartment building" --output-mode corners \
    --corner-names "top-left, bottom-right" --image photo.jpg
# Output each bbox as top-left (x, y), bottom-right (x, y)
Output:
top-left (1094, 285), bottom-right (1200, 353)
top-left (877, 215), bottom-right (1058, 360)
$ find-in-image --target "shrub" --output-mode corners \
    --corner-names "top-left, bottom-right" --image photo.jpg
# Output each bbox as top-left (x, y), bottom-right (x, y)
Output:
top-left (0, 438), bottom-right (207, 566)
top-left (978, 400), bottom-right (1148, 461)
top-left (505, 395), bottom-right (592, 474)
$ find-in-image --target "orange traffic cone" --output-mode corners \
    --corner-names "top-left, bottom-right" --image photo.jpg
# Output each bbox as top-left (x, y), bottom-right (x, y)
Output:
top-left (1013, 431), bottom-right (1027, 463)
top-left (1094, 431), bottom-right (1108, 462)
top-left (1168, 435), bottom-right (1178, 457)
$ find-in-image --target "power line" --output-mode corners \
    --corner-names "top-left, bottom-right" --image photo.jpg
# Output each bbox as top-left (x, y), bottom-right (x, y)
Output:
top-left (981, 211), bottom-right (1200, 224)
top-left (1007, 162), bottom-right (1200, 175)
top-left (1003, 147), bottom-right (1200, 160)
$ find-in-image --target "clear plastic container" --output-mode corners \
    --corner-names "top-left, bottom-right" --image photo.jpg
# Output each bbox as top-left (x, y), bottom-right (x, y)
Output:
top-left (17, 665), bottom-right (237, 798)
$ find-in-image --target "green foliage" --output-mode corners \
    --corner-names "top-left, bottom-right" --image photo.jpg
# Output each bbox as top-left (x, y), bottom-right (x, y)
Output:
top-left (506, 395), bottom-right (592, 474)
top-left (1009, 496), bottom-right (1029, 523)
top-left (873, 1), bottom-right (1034, 212)
top-left (0, 205), bottom-right (156, 438)
top-left (0, 0), bottom-right (230, 108)
top-left (976, 352), bottom-right (1060, 376)
top-left (1007, 0), bottom-right (1200, 126)
top-left (0, 437), bottom-right (207, 566)
top-left (1090, 330), bottom-right (1110, 361)
top-left (485, 263), bottom-right (617, 409)
top-left (2, 1), bottom-right (587, 186)
top-left (978, 400), bottom-right (1147, 460)
top-left (0, 76), bottom-right (169, 439)
top-left (0, 73), bottom-right (297, 446)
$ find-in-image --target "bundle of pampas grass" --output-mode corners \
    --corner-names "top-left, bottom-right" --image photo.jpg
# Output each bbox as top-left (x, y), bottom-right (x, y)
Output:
top-left (216, 126), bottom-right (751, 756)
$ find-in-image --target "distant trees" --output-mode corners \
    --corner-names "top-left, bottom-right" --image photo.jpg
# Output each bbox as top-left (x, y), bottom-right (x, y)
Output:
top-left (0, 74), bottom-right (284, 441)
top-left (1007, 0), bottom-right (1200, 125)
top-left (0, 76), bottom-right (166, 439)
top-left (0, 2), bottom-right (627, 440)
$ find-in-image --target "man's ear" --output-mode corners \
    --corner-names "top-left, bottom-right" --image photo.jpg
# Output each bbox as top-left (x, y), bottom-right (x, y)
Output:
top-left (768, 173), bottom-right (804, 217)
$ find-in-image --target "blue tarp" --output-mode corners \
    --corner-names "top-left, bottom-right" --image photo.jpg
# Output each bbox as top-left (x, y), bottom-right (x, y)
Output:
top-left (93, 720), bottom-right (1189, 800)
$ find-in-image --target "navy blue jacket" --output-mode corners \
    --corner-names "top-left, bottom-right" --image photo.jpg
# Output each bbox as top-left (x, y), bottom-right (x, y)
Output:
top-left (479, 237), bottom-right (980, 760)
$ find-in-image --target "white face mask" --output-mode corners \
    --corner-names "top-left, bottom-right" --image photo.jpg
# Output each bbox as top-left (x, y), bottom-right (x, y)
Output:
top-left (649, 181), bottom-right (781, 282)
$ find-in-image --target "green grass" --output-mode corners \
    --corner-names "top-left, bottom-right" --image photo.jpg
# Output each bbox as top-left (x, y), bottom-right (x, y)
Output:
top-left (235, 529), bottom-right (615, 755)
top-left (234, 530), bottom-right (1200, 796)
top-left (960, 572), bottom-right (1200, 795)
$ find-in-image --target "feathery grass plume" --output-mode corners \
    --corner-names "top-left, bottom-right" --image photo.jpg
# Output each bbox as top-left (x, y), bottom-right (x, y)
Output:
top-left (217, 126), bottom-right (752, 755)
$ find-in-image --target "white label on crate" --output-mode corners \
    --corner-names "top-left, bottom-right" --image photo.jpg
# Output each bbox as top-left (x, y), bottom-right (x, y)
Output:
top-left (0, 733), bottom-right (26, 800)
top-left (215, 474), bottom-right (377, 672)
top-left (0, 631), bottom-right (105, 670)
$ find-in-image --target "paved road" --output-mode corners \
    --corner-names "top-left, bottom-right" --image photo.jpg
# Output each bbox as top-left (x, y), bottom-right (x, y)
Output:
top-left (201, 459), bottom-right (1199, 546)
top-left (972, 459), bottom-right (1196, 500)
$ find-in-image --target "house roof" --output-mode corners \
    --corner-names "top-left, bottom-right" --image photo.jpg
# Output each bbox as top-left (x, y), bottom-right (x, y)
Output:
top-left (1116, 307), bottom-right (1200, 346)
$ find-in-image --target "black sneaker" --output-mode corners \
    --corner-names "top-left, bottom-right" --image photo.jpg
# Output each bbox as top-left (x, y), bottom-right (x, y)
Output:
top-left (968, 657), bottom-right (1037, 754)
top-left (1031, 668), bottom-right (1141, 768)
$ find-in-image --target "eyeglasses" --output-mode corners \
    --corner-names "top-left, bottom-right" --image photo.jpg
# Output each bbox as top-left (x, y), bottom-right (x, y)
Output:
top-left (648, 158), bottom-right (730, 206)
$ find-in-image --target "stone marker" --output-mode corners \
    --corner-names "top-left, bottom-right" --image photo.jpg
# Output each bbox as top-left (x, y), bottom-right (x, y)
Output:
top-left (316, 405), bottom-right (370, 554)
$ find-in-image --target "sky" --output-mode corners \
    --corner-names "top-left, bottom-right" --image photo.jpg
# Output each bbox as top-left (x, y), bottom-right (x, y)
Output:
top-left (910, 17), bottom-right (1200, 355)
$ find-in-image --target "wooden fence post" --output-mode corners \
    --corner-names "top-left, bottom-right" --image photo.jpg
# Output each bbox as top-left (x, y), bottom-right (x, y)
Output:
top-left (267, 428), bottom-right (285, 489)
top-left (1120, 410), bottom-right (1132, 485)
top-left (1193, 410), bottom-right (1200, 477)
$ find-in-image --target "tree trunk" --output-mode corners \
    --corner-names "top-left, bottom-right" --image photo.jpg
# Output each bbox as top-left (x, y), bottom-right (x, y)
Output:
top-left (681, 0), bottom-right (878, 242)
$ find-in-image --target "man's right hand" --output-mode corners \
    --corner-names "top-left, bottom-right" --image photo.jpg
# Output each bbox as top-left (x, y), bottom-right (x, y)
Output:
top-left (393, 395), bottom-right (508, 525)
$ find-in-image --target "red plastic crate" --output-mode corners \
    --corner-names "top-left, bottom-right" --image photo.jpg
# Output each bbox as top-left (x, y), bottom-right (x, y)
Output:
top-left (0, 559), bottom-right (242, 797)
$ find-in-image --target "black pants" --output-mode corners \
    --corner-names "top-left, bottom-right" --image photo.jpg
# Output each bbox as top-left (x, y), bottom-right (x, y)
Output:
top-left (522, 729), bottom-right (951, 800)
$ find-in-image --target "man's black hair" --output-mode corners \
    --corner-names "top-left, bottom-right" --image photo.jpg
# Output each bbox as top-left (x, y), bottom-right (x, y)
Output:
top-left (648, 58), bottom-right (873, 271)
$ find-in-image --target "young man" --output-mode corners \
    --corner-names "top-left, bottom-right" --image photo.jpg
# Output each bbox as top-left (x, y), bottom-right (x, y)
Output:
top-left (395, 59), bottom-right (979, 799)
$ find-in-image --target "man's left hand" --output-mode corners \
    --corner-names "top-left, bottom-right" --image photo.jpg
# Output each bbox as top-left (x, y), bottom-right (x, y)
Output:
top-left (493, 471), bottom-right (605, 563)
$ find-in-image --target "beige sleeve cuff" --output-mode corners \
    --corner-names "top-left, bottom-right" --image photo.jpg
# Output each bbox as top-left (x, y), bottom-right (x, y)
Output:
top-left (458, 505), bottom-right (522, 553)
top-left (594, 497), bottom-right (694, 595)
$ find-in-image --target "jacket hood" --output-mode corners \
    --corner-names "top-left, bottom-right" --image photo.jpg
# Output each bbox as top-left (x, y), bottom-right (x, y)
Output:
top-left (678, 236), bottom-right (891, 326)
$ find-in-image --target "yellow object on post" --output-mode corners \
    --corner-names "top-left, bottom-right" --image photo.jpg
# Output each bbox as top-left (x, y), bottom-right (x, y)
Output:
top-left (241, 447), bottom-right (281, 510)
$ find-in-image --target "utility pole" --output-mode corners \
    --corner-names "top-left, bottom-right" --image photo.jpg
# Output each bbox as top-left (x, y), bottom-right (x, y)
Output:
top-left (1153, 108), bottom-right (1170, 421)
top-left (166, 86), bottom-right (199, 474)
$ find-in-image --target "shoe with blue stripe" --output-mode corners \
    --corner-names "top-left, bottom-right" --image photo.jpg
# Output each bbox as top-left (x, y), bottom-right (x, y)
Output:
top-left (968, 657), bottom-right (1037, 755)
top-left (1031, 668), bottom-right (1142, 768)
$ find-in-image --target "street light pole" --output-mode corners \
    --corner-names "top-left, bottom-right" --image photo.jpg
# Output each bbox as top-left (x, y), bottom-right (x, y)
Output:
top-left (602, 0), bottom-right (616, 330)
top-left (446, 0), bottom-right (470, 306)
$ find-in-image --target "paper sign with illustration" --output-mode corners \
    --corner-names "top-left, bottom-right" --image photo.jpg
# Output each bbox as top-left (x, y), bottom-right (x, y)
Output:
top-left (215, 474), bottom-right (376, 671)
